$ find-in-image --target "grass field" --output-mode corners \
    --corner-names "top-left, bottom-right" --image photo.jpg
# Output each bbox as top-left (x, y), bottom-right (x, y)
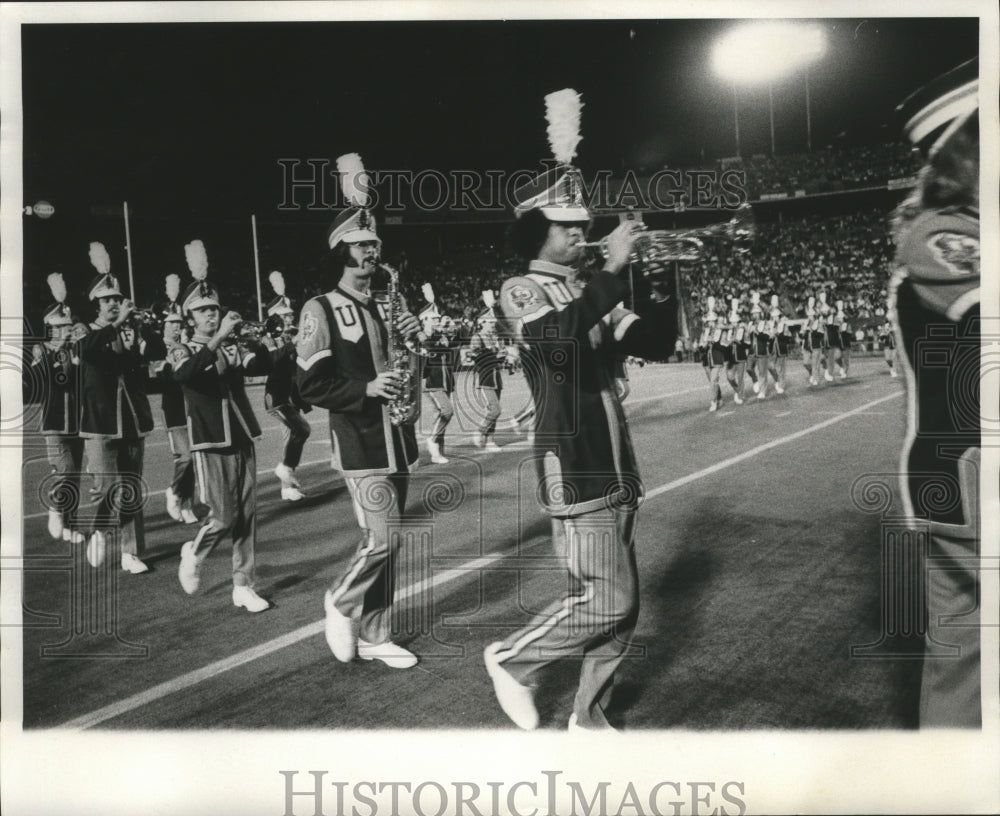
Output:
top-left (15, 357), bottom-right (923, 731)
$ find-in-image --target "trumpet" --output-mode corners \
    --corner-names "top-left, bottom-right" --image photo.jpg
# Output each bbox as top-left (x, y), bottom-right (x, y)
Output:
top-left (577, 204), bottom-right (755, 265)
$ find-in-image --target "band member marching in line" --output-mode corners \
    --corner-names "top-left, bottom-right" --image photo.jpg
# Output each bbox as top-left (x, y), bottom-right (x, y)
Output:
top-left (32, 273), bottom-right (85, 544)
top-left (834, 299), bottom-right (853, 379)
top-left (78, 242), bottom-right (165, 574)
top-left (700, 296), bottom-right (727, 412)
top-left (766, 295), bottom-right (790, 395)
top-left (724, 296), bottom-right (751, 405)
top-left (486, 89), bottom-right (678, 731)
top-left (749, 291), bottom-right (771, 400)
top-left (802, 294), bottom-right (826, 386)
top-left (891, 58), bottom-right (980, 726)
top-left (154, 274), bottom-right (199, 525)
top-left (879, 318), bottom-right (899, 377)
top-left (263, 271), bottom-right (312, 502)
top-left (821, 291), bottom-right (843, 381)
top-left (468, 291), bottom-right (505, 453)
top-left (296, 152), bottom-right (422, 670)
top-left (420, 286), bottom-right (460, 464)
top-left (172, 243), bottom-right (272, 613)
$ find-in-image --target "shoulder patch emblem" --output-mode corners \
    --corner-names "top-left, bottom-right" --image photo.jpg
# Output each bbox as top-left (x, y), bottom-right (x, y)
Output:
top-left (928, 231), bottom-right (979, 277)
top-left (300, 310), bottom-right (318, 342)
top-left (168, 345), bottom-right (191, 365)
top-left (508, 284), bottom-right (539, 311)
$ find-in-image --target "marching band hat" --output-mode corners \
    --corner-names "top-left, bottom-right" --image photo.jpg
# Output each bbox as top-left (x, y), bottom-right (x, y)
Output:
top-left (266, 271), bottom-right (295, 316)
top-left (162, 310), bottom-right (184, 324)
top-left (44, 273), bottom-right (73, 326)
top-left (513, 89), bottom-right (590, 222)
top-left (328, 153), bottom-right (381, 249)
top-left (87, 242), bottom-right (121, 300)
top-left (266, 295), bottom-right (294, 317)
top-left (181, 280), bottom-right (220, 313)
top-left (897, 57), bottom-right (978, 157)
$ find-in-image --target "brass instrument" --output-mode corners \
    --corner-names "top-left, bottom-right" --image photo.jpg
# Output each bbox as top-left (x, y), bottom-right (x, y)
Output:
top-left (379, 260), bottom-right (420, 426)
top-left (577, 204), bottom-right (755, 264)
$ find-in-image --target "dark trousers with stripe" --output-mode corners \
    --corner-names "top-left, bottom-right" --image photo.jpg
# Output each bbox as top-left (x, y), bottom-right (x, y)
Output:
top-left (331, 472), bottom-right (409, 645)
top-left (167, 427), bottom-right (195, 499)
top-left (191, 443), bottom-right (257, 587)
top-left (45, 434), bottom-right (84, 528)
top-left (269, 405), bottom-right (311, 469)
top-left (493, 507), bottom-right (639, 728)
top-left (88, 436), bottom-right (146, 556)
top-left (426, 390), bottom-right (454, 446)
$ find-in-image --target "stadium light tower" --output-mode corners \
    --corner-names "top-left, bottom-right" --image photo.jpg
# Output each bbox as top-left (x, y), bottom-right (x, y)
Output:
top-left (712, 22), bottom-right (827, 156)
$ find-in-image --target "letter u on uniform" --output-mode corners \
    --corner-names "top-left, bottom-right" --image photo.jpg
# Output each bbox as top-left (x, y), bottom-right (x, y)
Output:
top-left (335, 305), bottom-right (358, 328)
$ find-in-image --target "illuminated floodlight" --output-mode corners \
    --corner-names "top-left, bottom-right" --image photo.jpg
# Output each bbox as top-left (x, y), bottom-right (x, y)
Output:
top-left (712, 22), bottom-right (827, 84)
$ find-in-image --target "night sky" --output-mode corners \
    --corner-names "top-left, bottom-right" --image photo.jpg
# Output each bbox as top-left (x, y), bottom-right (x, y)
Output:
top-left (18, 16), bottom-right (979, 311)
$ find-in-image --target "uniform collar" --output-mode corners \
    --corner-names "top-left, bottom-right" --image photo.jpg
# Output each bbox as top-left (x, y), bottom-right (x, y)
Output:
top-left (338, 282), bottom-right (372, 305)
top-left (190, 332), bottom-right (214, 345)
top-left (528, 260), bottom-right (575, 279)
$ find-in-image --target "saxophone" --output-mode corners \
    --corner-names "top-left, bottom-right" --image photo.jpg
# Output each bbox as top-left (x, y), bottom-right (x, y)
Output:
top-left (379, 259), bottom-right (420, 426)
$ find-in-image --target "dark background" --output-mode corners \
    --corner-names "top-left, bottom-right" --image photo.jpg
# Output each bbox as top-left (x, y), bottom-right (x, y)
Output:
top-left (20, 18), bottom-right (978, 321)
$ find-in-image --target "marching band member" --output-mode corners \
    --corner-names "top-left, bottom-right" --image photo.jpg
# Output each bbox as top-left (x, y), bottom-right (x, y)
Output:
top-left (724, 296), bottom-right (750, 404)
top-left (802, 295), bottom-right (825, 386)
top-left (263, 271), bottom-right (312, 502)
top-left (487, 89), bottom-right (678, 731)
top-left (78, 242), bottom-right (165, 574)
top-left (296, 152), bottom-right (421, 670)
top-left (749, 291), bottom-right (770, 400)
top-left (32, 274), bottom-right (84, 544)
top-left (879, 319), bottom-right (899, 377)
top-left (172, 247), bottom-right (272, 613)
top-left (468, 291), bottom-right (505, 453)
top-left (766, 295), bottom-right (789, 395)
top-left (821, 291), bottom-right (842, 381)
top-left (155, 295), bottom-right (199, 525)
top-left (700, 296), bottom-right (726, 412)
top-left (835, 299), bottom-right (852, 379)
top-left (891, 58), bottom-right (980, 726)
top-left (422, 306), bottom-right (461, 465)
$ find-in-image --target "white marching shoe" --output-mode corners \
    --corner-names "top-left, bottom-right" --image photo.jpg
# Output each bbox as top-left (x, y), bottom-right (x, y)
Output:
top-left (890, 368), bottom-right (898, 378)
top-left (62, 528), bottom-right (85, 544)
top-left (86, 530), bottom-right (106, 567)
top-left (484, 442), bottom-right (502, 453)
top-left (751, 381), bottom-right (761, 394)
top-left (484, 642), bottom-right (538, 730)
top-left (165, 487), bottom-right (183, 522)
top-left (757, 390), bottom-right (766, 400)
top-left (232, 585), bottom-right (270, 613)
top-left (47, 510), bottom-right (64, 540)
top-left (427, 439), bottom-right (449, 464)
top-left (472, 432), bottom-right (485, 449)
top-left (733, 393), bottom-right (744, 405)
top-left (775, 383), bottom-right (785, 394)
top-left (358, 639), bottom-right (418, 669)
top-left (275, 464), bottom-right (304, 501)
top-left (179, 501), bottom-right (199, 524)
top-left (824, 370), bottom-right (834, 382)
top-left (323, 590), bottom-right (357, 662)
top-left (178, 540), bottom-right (201, 594)
top-left (709, 400), bottom-right (719, 412)
top-left (121, 553), bottom-right (150, 574)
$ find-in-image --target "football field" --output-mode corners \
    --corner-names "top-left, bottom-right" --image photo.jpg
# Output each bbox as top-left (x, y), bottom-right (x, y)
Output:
top-left (16, 357), bottom-right (920, 731)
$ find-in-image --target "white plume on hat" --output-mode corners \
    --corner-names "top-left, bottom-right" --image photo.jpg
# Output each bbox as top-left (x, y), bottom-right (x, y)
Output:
top-left (184, 240), bottom-right (209, 281)
top-left (545, 89), bottom-right (583, 164)
top-left (771, 295), bottom-right (780, 308)
top-left (269, 271), bottom-right (286, 296)
top-left (165, 273), bottom-right (181, 301)
top-left (337, 152), bottom-right (372, 208)
top-left (482, 290), bottom-right (496, 309)
top-left (422, 283), bottom-right (435, 304)
top-left (89, 242), bottom-right (111, 275)
top-left (47, 273), bottom-right (67, 303)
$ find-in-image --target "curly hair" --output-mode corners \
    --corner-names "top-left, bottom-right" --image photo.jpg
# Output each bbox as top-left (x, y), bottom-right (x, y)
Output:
top-left (505, 209), bottom-right (553, 261)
